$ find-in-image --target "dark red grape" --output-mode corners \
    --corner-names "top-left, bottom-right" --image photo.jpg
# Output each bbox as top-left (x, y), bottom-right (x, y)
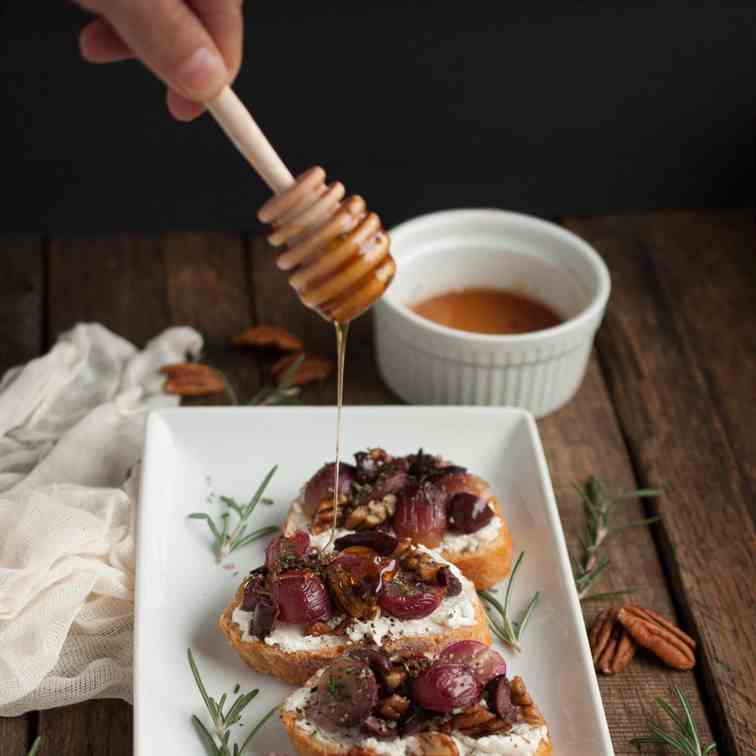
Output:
top-left (447, 492), bottom-right (495, 534)
top-left (265, 531), bottom-right (310, 571)
top-left (439, 641), bottom-right (506, 685)
top-left (326, 550), bottom-right (397, 620)
top-left (303, 462), bottom-right (355, 514)
top-left (436, 566), bottom-right (462, 596)
top-left (436, 471), bottom-right (490, 500)
top-left (411, 663), bottom-right (481, 713)
top-left (393, 482), bottom-right (447, 548)
top-left (240, 568), bottom-right (267, 611)
top-left (486, 675), bottom-right (517, 723)
top-left (312, 659), bottom-right (378, 727)
top-left (251, 597), bottom-right (276, 639)
top-left (378, 576), bottom-right (443, 620)
top-left (272, 570), bottom-right (333, 624)
top-left (334, 531), bottom-right (398, 556)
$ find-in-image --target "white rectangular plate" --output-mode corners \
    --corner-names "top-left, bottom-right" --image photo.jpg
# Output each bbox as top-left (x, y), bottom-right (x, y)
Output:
top-left (135, 406), bottom-right (613, 755)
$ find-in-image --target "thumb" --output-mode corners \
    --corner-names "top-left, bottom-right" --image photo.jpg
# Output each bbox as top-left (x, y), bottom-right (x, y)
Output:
top-left (83, 0), bottom-right (229, 102)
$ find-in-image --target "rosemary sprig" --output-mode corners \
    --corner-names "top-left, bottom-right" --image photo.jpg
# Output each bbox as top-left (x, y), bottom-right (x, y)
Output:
top-left (479, 551), bottom-right (541, 653)
top-left (190, 466), bottom-right (279, 562)
top-left (631, 686), bottom-right (716, 755)
top-left (27, 737), bottom-right (42, 756)
top-left (188, 649), bottom-right (280, 756)
top-left (248, 353), bottom-right (304, 406)
top-left (573, 477), bottom-right (661, 601)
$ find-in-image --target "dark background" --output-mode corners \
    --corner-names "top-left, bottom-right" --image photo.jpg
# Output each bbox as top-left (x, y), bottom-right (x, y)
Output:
top-left (1, 1), bottom-right (753, 234)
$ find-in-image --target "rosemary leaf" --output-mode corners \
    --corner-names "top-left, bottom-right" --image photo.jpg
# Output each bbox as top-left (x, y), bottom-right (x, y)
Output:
top-left (238, 703), bottom-right (281, 753)
top-left (27, 738), bottom-right (43, 756)
top-left (572, 477), bottom-right (662, 601)
top-left (190, 467), bottom-right (278, 563)
top-left (188, 648), bottom-right (279, 755)
top-left (479, 551), bottom-right (541, 653)
top-left (249, 353), bottom-right (305, 406)
top-left (630, 686), bottom-right (716, 755)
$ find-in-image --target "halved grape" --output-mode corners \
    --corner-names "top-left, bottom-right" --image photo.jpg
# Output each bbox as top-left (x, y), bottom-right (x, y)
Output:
top-left (303, 462), bottom-right (356, 514)
top-left (411, 663), bottom-right (481, 713)
top-left (378, 576), bottom-right (443, 620)
top-left (334, 531), bottom-right (399, 556)
top-left (447, 492), bottom-right (495, 534)
top-left (439, 641), bottom-right (507, 685)
top-left (272, 570), bottom-right (333, 624)
top-left (265, 531), bottom-right (310, 571)
top-left (393, 482), bottom-right (447, 548)
top-left (326, 550), bottom-right (397, 620)
top-left (436, 566), bottom-right (462, 597)
top-left (486, 674), bottom-right (517, 723)
top-left (312, 658), bottom-right (378, 727)
top-left (240, 568), bottom-right (267, 611)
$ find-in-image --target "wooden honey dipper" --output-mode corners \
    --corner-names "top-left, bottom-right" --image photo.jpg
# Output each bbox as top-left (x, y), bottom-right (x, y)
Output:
top-left (207, 87), bottom-right (396, 322)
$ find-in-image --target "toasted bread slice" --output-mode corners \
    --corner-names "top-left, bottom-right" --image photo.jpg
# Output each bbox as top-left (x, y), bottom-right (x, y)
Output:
top-left (219, 564), bottom-right (491, 686)
top-left (280, 668), bottom-right (552, 756)
top-left (284, 496), bottom-right (512, 592)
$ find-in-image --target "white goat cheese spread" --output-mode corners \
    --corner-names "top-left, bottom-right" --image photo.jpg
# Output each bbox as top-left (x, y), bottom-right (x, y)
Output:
top-left (231, 545), bottom-right (478, 652)
top-left (284, 671), bottom-right (548, 755)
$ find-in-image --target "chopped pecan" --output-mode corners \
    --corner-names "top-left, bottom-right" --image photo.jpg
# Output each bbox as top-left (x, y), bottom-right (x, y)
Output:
top-left (617, 605), bottom-right (696, 670)
top-left (160, 362), bottom-right (226, 396)
top-left (589, 608), bottom-right (637, 675)
top-left (451, 704), bottom-right (496, 734)
top-left (407, 732), bottom-right (459, 756)
top-left (232, 324), bottom-right (303, 351)
top-left (272, 352), bottom-right (333, 386)
top-left (345, 494), bottom-right (397, 530)
top-left (311, 496), bottom-right (343, 534)
top-left (399, 547), bottom-right (445, 585)
top-left (378, 694), bottom-right (410, 720)
top-left (510, 676), bottom-right (545, 726)
top-left (383, 668), bottom-right (407, 691)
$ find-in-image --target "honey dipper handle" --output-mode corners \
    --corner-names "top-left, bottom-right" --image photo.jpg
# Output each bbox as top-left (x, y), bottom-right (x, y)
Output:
top-left (207, 86), bottom-right (294, 194)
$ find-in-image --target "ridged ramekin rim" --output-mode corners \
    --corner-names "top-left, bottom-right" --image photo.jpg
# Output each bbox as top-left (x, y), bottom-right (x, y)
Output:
top-left (378, 208), bottom-right (611, 347)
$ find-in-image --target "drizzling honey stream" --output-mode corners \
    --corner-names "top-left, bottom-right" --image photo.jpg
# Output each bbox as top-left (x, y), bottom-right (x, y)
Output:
top-left (258, 167), bottom-right (396, 539)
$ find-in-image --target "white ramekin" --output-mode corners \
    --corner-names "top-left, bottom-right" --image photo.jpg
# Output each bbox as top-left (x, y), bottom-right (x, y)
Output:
top-left (373, 209), bottom-right (611, 418)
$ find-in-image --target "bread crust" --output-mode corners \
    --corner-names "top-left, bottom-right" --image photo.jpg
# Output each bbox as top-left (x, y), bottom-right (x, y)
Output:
top-left (439, 497), bottom-right (512, 591)
top-left (283, 496), bottom-right (512, 592)
top-left (219, 585), bottom-right (492, 686)
top-left (280, 681), bottom-right (552, 756)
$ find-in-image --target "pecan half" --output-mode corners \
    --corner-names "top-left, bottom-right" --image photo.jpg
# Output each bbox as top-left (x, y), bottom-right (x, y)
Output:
top-left (160, 363), bottom-right (226, 396)
top-left (617, 605), bottom-right (696, 670)
top-left (304, 621), bottom-right (334, 637)
top-left (589, 608), bottom-right (637, 675)
top-left (272, 353), bottom-right (334, 386)
top-left (378, 694), bottom-right (410, 720)
top-left (407, 732), bottom-right (459, 756)
top-left (345, 494), bottom-right (397, 530)
top-left (510, 676), bottom-right (546, 726)
top-left (311, 496), bottom-right (343, 534)
top-left (232, 324), bottom-right (303, 351)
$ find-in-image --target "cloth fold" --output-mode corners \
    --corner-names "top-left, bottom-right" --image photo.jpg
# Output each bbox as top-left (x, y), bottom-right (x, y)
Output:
top-left (0, 323), bottom-right (202, 715)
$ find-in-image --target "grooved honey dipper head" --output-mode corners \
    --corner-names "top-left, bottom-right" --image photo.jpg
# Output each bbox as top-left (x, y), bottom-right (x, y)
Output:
top-left (258, 166), bottom-right (396, 322)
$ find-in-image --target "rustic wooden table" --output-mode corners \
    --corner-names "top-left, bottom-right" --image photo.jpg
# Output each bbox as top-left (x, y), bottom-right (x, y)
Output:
top-left (0, 209), bottom-right (753, 755)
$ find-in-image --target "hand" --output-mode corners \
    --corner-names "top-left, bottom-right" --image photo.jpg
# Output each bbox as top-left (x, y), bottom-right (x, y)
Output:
top-left (76, 0), bottom-right (243, 122)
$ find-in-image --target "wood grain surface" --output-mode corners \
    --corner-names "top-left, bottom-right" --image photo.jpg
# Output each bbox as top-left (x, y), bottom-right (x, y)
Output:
top-left (0, 209), bottom-right (752, 755)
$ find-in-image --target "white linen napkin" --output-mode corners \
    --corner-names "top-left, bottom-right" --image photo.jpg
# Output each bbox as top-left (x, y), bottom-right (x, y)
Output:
top-left (0, 323), bottom-right (202, 715)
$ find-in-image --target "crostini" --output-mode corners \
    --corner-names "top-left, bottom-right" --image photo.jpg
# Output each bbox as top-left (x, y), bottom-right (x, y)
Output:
top-left (285, 448), bottom-right (513, 591)
top-left (219, 531), bottom-right (491, 686)
top-left (281, 641), bottom-right (552, 755)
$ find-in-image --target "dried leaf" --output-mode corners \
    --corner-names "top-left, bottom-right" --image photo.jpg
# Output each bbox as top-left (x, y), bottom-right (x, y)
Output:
top-left (232, 325), bottom-right (303, 352)
top-left (160, 363), bottom-right (226, 396)
top-left (271, 353), bottom-right (333, 386)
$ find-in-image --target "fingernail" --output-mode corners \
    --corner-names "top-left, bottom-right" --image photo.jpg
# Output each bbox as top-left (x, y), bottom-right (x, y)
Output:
top-left (176, 48), bottom-right (226, 98)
